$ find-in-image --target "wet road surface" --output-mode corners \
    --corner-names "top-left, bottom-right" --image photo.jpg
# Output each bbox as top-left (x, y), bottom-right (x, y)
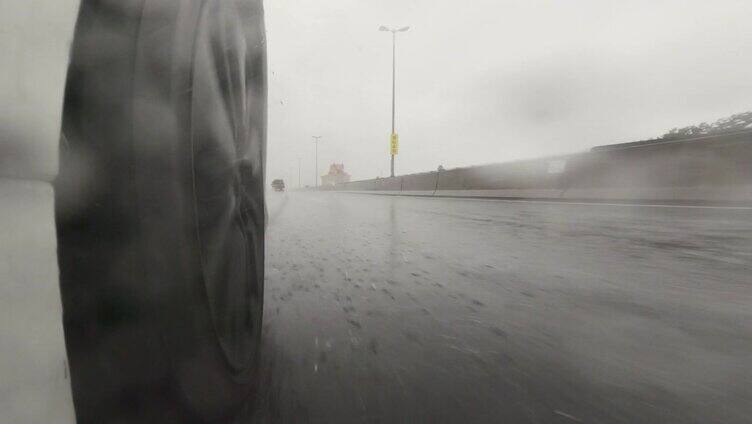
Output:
top-left (251, 192), bottom-right (752, 423)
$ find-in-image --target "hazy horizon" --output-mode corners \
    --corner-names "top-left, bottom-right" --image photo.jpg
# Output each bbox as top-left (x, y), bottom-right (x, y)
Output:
top-left (265, 0), bottom-right (752, 184)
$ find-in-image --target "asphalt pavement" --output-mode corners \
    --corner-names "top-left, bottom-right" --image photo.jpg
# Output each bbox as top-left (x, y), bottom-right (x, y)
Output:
top-left (250, 192), bottom-right (752, 423)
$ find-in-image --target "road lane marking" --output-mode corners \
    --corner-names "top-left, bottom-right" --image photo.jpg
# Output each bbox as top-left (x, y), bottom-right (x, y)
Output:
top-left (465, 198), bottom-right (752, 210)
top-left (334, 192), bottom-right (752, 210)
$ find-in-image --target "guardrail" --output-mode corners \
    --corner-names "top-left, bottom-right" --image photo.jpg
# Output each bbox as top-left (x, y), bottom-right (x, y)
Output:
top-left (333, 131), bottom-right (752, 204)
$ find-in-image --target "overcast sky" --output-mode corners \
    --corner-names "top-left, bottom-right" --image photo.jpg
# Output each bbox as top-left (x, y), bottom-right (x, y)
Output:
top-left (265, 0), bottom-right (752, 184)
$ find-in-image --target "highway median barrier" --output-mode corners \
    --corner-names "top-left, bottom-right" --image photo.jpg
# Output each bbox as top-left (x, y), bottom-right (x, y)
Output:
top-left (333, 131), bottom-right (752, 205)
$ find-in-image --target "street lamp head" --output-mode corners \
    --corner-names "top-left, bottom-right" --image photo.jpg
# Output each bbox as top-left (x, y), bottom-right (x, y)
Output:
top-left (379, 26), bottom-right (390, 32)
top-left (398, 26), bottom-right (410, 32)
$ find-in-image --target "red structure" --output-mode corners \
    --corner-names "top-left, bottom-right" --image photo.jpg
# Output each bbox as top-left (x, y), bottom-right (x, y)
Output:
top-left (321, 163), bottom-right (351, 187)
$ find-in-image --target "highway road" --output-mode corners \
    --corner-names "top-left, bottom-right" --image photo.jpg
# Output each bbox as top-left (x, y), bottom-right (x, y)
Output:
top-left (250, 192), bottom-right (752, 423)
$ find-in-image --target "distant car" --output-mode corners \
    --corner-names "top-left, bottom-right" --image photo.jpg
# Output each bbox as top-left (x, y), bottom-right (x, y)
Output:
top-left (271, 179), bottom-right (286, 192)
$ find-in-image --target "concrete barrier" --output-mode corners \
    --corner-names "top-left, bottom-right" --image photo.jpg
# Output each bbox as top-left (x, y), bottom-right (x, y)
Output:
top-left (402, 172), bottom-right (438, 192)
top-left (375, 177), bottom-right (402, 191)
top-left (0, 1), bottom-right (79, 421)
top-left (334, 131), bottom-right (752, 205)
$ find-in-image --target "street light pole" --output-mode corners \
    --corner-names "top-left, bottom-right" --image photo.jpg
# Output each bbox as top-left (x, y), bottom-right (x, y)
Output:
top-left (391, 31), bottom-right (396, 178)
top-left (379, 25), bottom-right (409, 178)
top-left (297, 157), bottom-right (301, 189)
top-left (312, 136), bottom-right (322, 188)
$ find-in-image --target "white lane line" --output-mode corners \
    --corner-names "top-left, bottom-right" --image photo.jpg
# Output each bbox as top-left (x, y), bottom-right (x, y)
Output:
top-left (464, 198), bottom-right (752, 210)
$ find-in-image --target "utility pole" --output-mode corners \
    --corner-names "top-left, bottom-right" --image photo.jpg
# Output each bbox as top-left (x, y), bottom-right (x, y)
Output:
top-left (379, 25), bottom-right (410, 178)
top-left (297, 157), bottom-right (301, 188)
top-left (312, 136), bottom-right (322, 188)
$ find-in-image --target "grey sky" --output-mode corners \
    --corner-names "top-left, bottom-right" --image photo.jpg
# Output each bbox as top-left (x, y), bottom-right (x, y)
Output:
top-left (267, 0), bottom-right (752, 184)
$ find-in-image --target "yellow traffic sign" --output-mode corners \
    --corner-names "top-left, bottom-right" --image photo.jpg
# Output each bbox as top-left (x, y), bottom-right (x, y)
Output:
top-left (390, 133), bottom-right (399, 155)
